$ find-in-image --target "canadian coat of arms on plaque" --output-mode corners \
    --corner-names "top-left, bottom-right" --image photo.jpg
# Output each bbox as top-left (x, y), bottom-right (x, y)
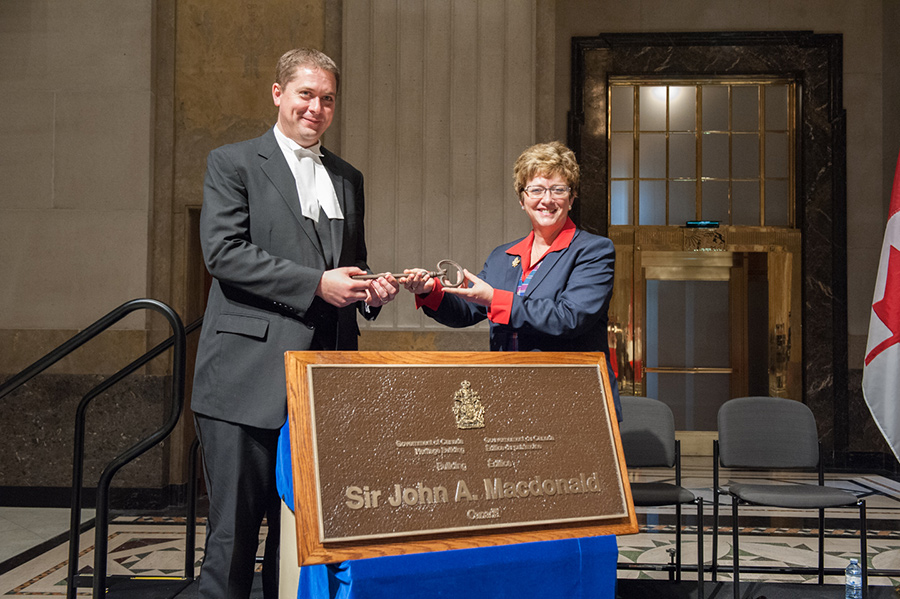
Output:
top-left (453, 380), bottom-right (485, 429)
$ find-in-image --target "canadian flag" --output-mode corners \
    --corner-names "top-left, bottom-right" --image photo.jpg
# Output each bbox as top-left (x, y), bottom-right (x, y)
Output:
top-left (863, 151), bottom-right (900, 461)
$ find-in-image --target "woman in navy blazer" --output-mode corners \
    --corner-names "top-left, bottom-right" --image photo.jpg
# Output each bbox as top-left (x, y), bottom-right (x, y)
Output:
top-left (404, 141), bottom-right (620, 418)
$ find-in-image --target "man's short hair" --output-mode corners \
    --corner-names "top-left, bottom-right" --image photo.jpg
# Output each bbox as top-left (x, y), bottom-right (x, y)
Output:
top-left (275, 48), bottom-right (341, 92)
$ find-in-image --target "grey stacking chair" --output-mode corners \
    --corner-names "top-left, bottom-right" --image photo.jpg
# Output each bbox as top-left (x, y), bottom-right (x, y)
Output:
top-left (712, 396), bottom-right (867, 599)
top-left (619, 396), bottom-right (704, 592)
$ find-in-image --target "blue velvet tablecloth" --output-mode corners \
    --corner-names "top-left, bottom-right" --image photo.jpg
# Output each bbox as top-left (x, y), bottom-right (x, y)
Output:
top-left (276, 423), bottom-right (618, 599)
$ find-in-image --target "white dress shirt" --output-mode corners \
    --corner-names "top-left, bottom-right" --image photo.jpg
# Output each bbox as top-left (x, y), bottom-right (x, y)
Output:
top-left (273, 125), bottom-right (344, 221)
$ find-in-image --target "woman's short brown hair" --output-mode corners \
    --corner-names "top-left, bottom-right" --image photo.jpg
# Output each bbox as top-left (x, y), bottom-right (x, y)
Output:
top-left (275, 48), bottom-right (341, 92)
top-left (513, 141), bottom-right (580, 197)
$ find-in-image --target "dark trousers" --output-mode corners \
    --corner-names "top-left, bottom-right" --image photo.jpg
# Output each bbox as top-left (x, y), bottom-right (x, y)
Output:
top-left (195, 414), bottom-right (281, 599)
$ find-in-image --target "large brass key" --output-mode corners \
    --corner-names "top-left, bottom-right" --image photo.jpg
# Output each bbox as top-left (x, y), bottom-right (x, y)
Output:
top-left (351, 259), bottom-right (466, 288)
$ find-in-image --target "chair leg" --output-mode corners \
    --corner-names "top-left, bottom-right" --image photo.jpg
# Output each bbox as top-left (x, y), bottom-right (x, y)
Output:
top-left (861, 500), bottom-right (868, 599)
top-left (676, 502), bottom-right (683, 582)
top-left (818, 507), bottom-right (825, 584)
top-left (696, 497), bottom-right (704, 599)
top-left (732, 495), bottom-right (740, 599)
top-left (712, 441), bottom-right (720, 582)
top-left (712, 489), bottom-right (719, 582)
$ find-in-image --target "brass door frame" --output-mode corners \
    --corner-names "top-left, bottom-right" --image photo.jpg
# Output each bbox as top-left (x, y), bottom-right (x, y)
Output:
top-left (608, 225), bottom-right (801, 404)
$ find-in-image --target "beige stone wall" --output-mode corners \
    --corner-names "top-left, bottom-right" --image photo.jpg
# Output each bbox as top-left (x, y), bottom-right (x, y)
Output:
top-left (0, 0), bottom-right (155, 375)
top-left (342, 0), bottom-right (543, 343)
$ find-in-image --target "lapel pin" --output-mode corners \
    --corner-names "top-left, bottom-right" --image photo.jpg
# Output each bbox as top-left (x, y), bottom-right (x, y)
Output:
top-left (512, 256), bottom-right (520, 268)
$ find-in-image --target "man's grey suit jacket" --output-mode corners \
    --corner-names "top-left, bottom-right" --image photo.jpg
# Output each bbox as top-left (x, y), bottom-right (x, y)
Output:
top-left (191, 129), bottom-right (376, 430)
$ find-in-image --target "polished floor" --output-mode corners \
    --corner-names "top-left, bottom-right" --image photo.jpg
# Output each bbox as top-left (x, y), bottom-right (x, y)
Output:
top-left (0, 507), bottom-right (95, 568)
top-left (2, 458), bottom-right (900, 597)
top-left (620, 458), bottom-right (900, 589)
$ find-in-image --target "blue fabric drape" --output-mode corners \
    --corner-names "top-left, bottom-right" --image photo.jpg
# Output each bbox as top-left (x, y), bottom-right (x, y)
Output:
top-left (276, 423), bottom-right (618, 599)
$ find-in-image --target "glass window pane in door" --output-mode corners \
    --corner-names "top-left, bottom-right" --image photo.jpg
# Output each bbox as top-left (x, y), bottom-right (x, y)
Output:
top-left (639, 86), bottom-right (667, 130)
top-left (732, 180), bottom-right (760, 225)
top-left (765, 132), bottom-right (789, 178)
top-left (765, 85), bottom-right (789, 130)
top-left (702, 180), bottom-right (729, 223)
top-left (647, 373), bottom-right (731, 430)
top-left (732, 86), bottom-right (759, 132)
top-left (644, 278), bottom-right (731, 431)
top-left (639, 133), bottom-right (666, 179)
top-left (610, 180), bottom-right (633, 226)
top-left (765, 179), bottom-right (789, 226)
top-left (611, 132), bottom-right (634, 178)
top-left (648, 280), bottom-right (730, 368)
top-left (732, 133), bottom-right (759, 179)
top-left (689, 373), bottom-right (732, 430)
top-left (669, 86), bottom-right (696, 131)
top-left (669, 133), bottom-right (696, 179)
top-left (702, 133), bottom-right (729, 178)
top-left (639, 180), bottom-right (666, 225)
top-left (610, 86), bottom-right (634, 131)
top-left (702, 86), bottom-right (728, 131)
top-left (669, 180), bottom-right (696, 224)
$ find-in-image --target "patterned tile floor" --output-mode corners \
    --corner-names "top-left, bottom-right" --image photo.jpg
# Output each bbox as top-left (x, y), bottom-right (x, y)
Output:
top-left (2, 459), bottom-right (900, 596)
top-left (619, 459), bottom-right (900, 593)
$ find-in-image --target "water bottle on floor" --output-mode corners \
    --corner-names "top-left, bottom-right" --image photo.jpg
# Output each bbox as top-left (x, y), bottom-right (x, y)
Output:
top-left (845, 558), bottom-right (862, 599)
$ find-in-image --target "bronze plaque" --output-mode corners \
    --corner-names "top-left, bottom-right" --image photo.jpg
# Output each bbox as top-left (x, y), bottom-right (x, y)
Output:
top-left (286, 352), bottom-right (637, 565)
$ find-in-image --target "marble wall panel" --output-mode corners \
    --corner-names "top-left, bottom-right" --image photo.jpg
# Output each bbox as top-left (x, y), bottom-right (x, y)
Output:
top-left (0, 374), bottom-right (169, 489)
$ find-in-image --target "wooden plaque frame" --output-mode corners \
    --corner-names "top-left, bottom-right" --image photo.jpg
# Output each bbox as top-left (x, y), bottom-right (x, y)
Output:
top-left (285, 351), bottom-right (637, 565)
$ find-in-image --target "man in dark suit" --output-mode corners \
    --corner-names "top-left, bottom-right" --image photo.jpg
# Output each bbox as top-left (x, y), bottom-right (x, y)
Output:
top-left (191, 48), bottom-right (398, 599)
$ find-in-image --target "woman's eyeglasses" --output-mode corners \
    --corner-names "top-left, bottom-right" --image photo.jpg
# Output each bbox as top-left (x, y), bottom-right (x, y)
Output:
top-left (523, 185), bottom-right (570, 199)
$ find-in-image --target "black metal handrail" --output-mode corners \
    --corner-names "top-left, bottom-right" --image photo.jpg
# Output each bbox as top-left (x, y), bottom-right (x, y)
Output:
top-left (0, 299), bottom-right (188, 599)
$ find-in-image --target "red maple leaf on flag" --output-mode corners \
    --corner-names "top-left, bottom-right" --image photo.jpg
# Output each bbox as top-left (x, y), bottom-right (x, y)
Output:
top-left (866, 245), bottom-right (900, 365)
top-left (863, 150), bottom-right (900, 461)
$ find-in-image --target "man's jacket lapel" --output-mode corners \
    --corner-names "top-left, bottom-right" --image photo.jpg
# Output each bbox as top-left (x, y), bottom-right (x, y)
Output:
top-left (258, 131), bottom-right (326, 258)
top-left (321, 150), bottom-right (346, 267)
